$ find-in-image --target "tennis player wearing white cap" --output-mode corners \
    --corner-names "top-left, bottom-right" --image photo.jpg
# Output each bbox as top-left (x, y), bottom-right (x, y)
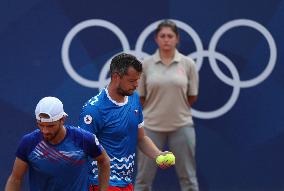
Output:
top-left (5, 96), bottom-right (110, 191)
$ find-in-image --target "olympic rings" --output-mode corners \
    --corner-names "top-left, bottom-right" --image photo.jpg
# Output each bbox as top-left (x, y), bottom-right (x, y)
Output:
top-left (208, 19), bottom-right (277, 88)
top-left (190, 50), bottom-right (241, 119)
top-left (61, 19), bottom-right (130, 88)
top-left (61, 19), bottom-right (277, 119)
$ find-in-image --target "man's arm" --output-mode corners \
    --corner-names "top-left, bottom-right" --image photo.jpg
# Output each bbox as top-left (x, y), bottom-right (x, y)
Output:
top-left (137, 127), bottom-right (162, 159)
top-left (5, 157), bottom-right (28, 191)
top-left (94, 150), bottom-right (110, 191)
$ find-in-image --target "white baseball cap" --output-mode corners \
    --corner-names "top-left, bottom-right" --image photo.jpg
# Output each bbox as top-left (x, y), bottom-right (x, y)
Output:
top-left (35, 96), bottom-right (68, 122)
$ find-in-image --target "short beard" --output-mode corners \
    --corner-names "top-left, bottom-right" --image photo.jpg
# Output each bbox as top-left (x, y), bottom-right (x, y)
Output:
top-left (117, 86), bottom-right (133, 96)
top-left (44, 126), bottom-right (62, 143)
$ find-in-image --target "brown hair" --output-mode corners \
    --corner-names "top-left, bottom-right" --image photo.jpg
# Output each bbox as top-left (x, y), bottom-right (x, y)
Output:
top-left (155, 20), bottom-right (179, 37)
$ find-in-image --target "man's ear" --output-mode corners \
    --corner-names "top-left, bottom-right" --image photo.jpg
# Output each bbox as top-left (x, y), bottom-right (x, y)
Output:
top-left (60, 116), bottom-right (66, 124)
top-left (112, 72), bottom-right (121, 80)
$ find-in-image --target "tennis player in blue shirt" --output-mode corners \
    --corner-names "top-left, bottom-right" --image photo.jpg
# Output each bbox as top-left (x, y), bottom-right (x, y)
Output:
top-left (79, 53), bottom-right (173, 191)
top-left (5, 96), bottom-right (110, 191)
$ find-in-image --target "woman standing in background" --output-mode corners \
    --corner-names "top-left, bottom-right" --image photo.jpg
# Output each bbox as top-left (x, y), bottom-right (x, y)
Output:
top-left (134, 20), bottom-right (199, 191)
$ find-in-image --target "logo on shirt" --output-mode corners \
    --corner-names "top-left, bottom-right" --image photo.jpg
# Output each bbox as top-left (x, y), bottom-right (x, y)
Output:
top-left (177, 67), bottom-right (185, 76)
top-left (84, 115), bottom-right (92, 124)
top-left (134, 109), bottom-right (138, 115)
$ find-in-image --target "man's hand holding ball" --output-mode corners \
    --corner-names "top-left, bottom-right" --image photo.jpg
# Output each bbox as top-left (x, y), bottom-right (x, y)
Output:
top-left (155, 152), bottom-right (175, 169)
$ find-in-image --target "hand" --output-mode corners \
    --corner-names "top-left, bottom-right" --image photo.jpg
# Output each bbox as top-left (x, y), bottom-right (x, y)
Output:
top-left (155, 151), bottom-right (175, 169)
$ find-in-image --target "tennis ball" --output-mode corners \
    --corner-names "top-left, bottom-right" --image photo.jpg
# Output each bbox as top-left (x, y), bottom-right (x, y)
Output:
top-left (164, 153), bottom-right (175, 165)
top-left (156, 155), bottom-right (165, 165)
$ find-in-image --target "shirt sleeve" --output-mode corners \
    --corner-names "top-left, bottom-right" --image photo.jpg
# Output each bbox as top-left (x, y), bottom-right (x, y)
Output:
top-left (78, 128), bottom-right (104, 158)
top-left (16, 132), bottom-right (39, 163)
top-left (187, 58), bottom-right (199, 96)
top-left (78, 104), bottom-right (103, 135)
top-left (136, 93), bottom-right (144, 128)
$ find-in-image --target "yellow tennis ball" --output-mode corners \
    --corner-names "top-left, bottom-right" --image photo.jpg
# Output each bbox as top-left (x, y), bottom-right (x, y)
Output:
top-left (164, 153), bottom-right (175, 165)
top-left (156, 155), bottom-right (165, 165)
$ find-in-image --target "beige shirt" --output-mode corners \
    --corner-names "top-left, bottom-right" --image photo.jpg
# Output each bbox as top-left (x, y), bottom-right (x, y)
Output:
top-left (138, 50), bottom-right (199, 132)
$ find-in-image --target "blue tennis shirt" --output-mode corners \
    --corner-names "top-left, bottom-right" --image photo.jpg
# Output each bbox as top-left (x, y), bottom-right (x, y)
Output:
top-left (79, 88), bottom-right (144, 187)
top-left (16, 125), bottom-right (103, 191)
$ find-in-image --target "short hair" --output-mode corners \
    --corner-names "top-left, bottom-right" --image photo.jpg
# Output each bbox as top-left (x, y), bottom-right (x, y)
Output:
top-left (155, 19), bottom-right (179, 37)
top-left (110, 53), bottom-right (142, 76)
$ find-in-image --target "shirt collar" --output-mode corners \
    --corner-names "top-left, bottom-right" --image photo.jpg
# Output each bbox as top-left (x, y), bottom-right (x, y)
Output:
top-left (153, 49), bottom-right (182, 64)
top-left (105, 86), bottom-right (128, 106)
